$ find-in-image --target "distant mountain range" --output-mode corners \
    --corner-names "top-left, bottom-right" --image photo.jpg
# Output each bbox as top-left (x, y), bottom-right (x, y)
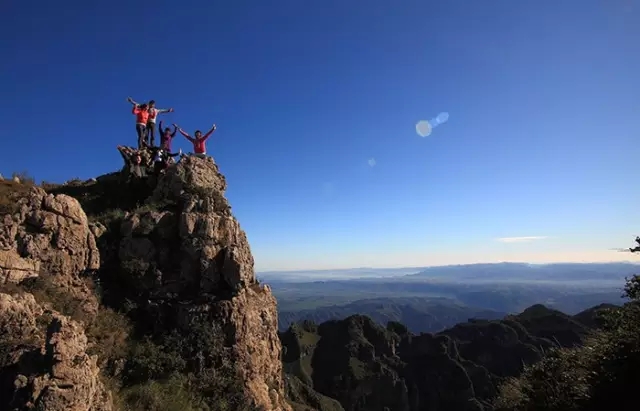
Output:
top-left (261, 262), bottom-right (640, 284)
top-left (278, 297), bottom-right (507, 333)
top-left (271, 262), bottom-right (638, 333)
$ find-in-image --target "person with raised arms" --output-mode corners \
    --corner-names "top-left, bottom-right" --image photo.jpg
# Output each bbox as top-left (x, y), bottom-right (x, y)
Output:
top-left (158, 120), bottom-right (178, 152)
top-left (127, 98), bottom-right (149, 149)
top-left (127, 97), bottom-right (174, 146)
top-left (174, 123), bottom-right (217, 158)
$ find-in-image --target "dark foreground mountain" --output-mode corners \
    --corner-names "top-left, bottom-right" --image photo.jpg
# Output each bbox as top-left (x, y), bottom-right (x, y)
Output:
top-left (280, 277), bottom-right (640, 411)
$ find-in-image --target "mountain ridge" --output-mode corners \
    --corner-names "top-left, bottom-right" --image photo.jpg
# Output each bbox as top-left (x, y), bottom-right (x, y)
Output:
top-left (280, 297), bottom-right (637, 411)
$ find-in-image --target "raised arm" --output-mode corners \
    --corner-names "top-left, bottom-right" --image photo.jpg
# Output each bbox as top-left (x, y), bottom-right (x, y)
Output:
top-left (176, 125), bottom-right (194, 141)
top-left (116, 145), bottom-right (130, 162)
top-left (116, 146), bottom-right (136, 164)
top-left (171, 124), bottom-right (178, 137)
top-left (201, 124), bottom-right (217, 141)
top-left (127, 96), bottom-right (139, 106)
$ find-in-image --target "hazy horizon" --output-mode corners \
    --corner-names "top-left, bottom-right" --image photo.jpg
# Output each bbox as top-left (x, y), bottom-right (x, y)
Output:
top-left (257, 259), bottom-right (640, 280)
top-left (256, 248), bottom-right (640, 272)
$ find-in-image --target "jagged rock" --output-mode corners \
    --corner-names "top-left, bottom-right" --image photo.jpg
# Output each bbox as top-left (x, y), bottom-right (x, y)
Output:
top-left (0, 249), bottom-right (40, 284)
top-left (88, 222), bottom-right (107, 240)
top-left (0, 292), bottom-right (112, 411)
top-left (109, 156), bottom-right (290, 410)
top-left (0, 186), bottom-right (100, 318)
top-left (115, 156), bottom-right (254, 295)
top-left (217, 286), bottom-right (288, 410)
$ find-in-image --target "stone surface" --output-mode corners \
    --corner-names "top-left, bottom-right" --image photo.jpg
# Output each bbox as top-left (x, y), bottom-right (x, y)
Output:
top-left (0, 292), bottom-right (112, 411)
top-left (0, 186), bottom-right (100, 319)
top-left (114, 155), bottom-right (290, 410)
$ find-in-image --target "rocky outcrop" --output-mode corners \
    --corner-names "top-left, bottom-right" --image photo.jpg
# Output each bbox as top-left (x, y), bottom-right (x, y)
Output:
top-left (0, 185), bottom-right (110, 411)
top-left (0, 292), bottom-right (111, 411)
top-left (108, 155), bottom-right (290, 410)
top-left (0, 186), bottom-right (100, 318)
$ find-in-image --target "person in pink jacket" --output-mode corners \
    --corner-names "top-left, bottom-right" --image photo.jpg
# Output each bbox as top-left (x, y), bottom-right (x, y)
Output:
top-left (175, 123), bottom-right (217, 158)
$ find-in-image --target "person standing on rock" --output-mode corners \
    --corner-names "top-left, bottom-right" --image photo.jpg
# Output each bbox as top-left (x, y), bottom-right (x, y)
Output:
top-left (128, 98), bottom-right (150, 149)
top-left (175, 123), bottom-right (217, 158)
top-left (127, 97), bottom-right (173, 146)
top-left (146, 100), bottom-right (174, 146)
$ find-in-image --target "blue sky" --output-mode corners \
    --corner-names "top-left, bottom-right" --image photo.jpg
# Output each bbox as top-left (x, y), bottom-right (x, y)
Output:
top-left (2, 1), bottom-right (639, 271)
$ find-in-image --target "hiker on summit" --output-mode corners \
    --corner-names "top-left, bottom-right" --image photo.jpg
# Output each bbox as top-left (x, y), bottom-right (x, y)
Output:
top-left (127, 97), bottom-right (174, 146)
top-left (117, 145), bottom-right (147, 179)
top-left (128, 99), bottom-right (149, 149)
top-left (148, 145), bottom-right (182, 175)
top-left (175, 123), bottom-right (217, 158)
top-left (158, 120), bottom-right (178, 151)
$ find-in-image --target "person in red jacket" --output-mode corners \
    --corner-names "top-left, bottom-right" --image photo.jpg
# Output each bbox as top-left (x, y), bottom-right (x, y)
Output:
top-left (175, 123), bottom-right (217, 158)
top-left (128, 97), bottom-right (174, 146)
top-left (128, 98), bottom-right (150, 148)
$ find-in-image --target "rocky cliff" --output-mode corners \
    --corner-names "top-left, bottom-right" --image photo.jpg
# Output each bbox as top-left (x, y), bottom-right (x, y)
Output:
top-left (0, 156), bottom-right (291, 410)
top-left (0, 183), bottom-right (111, 410)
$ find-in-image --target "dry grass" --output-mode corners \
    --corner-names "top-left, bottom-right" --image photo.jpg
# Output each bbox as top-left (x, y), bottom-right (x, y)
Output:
top-left (0, 179), bottom-right (33, 215)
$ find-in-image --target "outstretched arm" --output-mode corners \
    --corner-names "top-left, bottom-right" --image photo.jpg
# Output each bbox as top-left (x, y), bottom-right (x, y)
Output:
top-left (201, 124), bottom-right (217, 141)
top-left (127, 97), bottom-right (139, 106)
top-left (176, 125), bottom-right (194, 142)
top-left (157, 108), bottom-right (173, 114)
top-left (117, 146), bottom-right (131, 163)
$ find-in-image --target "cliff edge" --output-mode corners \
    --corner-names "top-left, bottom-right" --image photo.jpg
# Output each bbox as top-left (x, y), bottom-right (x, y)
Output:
top-left (0, 157), bottom-right (291, 410)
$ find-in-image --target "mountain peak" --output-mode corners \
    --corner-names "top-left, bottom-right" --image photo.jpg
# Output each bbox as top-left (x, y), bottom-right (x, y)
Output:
top-left (0, 155), bottom-right (291, 410)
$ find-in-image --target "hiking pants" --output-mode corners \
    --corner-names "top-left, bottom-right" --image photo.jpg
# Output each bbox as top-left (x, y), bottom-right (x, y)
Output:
top-left (146, 122), bottom-right (156, 146)
top-left (136, 124), bottom-right (147, 149)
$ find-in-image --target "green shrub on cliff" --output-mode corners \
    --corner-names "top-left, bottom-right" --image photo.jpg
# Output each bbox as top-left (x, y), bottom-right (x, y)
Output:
top-left (493, 273), bottom-right (640, 411)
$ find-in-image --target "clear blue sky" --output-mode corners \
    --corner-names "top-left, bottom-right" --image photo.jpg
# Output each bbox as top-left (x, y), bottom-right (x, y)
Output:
top-left (2, 1), bottom-right (639, 271)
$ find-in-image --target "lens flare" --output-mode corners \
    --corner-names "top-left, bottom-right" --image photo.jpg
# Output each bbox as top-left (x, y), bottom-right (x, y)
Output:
top-left (416, 120), bottom-right (432, 137)
top-left (416, 112), bottom-right (449, 137)
top-left (436, 112), bottom-right (449, 124)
